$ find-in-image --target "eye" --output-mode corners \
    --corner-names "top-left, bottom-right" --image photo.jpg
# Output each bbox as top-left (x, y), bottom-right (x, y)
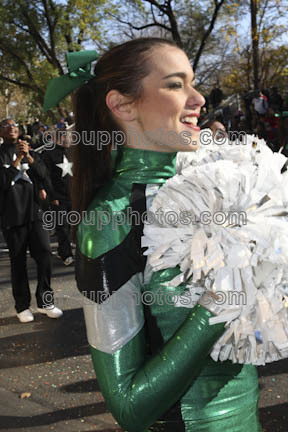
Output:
top-left (167, 81), bottom-right (183, 89)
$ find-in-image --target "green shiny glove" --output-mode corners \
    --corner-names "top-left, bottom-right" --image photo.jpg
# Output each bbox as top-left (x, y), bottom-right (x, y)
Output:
top-left (91, 303), bottom-right (224, 432)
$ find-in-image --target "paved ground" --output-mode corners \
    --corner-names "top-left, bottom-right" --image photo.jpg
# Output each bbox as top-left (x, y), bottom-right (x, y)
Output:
top-left (0, 237), bottom-right (287, 432)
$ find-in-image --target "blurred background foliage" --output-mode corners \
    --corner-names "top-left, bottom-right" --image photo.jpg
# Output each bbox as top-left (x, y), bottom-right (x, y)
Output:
top-left (0, 0), bottom-right (287, 120)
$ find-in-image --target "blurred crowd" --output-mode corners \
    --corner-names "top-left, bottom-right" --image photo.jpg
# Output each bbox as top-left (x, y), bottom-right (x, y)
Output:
top-left (0, 114), bottom-right (75, 266)
top-left (0, 89), bottom-right (288, 322)
top-left (0, 118), bottom-right (67, 322)
top-left (200, 86), bottom-right (288, 156)
top-left (2, 86), bottom-right (288, 155)
top-left (11, 113), bottom-right (75, 150)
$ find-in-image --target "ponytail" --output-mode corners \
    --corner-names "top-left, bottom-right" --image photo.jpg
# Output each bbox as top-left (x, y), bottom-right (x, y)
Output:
top-left (72, 37), bottom-right (178, 239)
top-left (72, 83), bottom-right (113, 219)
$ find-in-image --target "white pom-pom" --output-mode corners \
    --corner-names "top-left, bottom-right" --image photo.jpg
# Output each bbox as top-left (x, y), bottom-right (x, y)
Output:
top-left (142, 135), bottom-right (288, 365)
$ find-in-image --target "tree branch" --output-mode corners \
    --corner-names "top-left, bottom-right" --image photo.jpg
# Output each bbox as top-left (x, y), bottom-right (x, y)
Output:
top-left (0, 41), bottom-right (43, 94)
top-left (143, 0), bottom-right (167, 14)
top-left (150, 3), bottom-right (157, 22)
top-left (20, 8), bottom-right (63, 74)
top-left (48, 0), bottom-right (56, 13)
top-left (41, 0), bottom-right (56, 55)
top-left (128, 21), bottom-right (171, 31)
top-left (193, 0), bottom-right (225, 72)
top-left (165, 0), bottom-right (183, 47)
top-left (11, 19), bottom-right (56, 67)
top-left (258, 0), bottom-right (269, 32)
top-left (20, 10), bottom-right (53, 59)
top-left (0, 74), bottom-right (38, 91)
top-left (143, 0), bottom-right (183, 46)
top-left (107, 13), bottom-right (171, 32)
top-left (77, 29), bottom-right (84, 46)
top-left (65, 32), bottom-right (73, 51)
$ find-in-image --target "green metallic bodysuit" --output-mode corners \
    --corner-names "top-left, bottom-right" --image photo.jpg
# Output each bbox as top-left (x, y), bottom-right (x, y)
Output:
top-left (76, 147), bottom-right (261, 432)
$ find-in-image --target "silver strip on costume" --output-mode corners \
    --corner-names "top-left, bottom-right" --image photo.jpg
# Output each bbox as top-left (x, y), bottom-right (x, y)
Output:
top-left (82, 185), bottom-right (161, 354)
top-left (145, 183), bottom-right (161, 210)
top-left (82, 272), bottom-right (144, 354)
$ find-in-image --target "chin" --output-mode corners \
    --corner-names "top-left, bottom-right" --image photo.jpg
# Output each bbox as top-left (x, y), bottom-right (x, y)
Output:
top-left (187, 144), bottom-right (200, 151)
top-left (178, 137), bottom-right (200, 152)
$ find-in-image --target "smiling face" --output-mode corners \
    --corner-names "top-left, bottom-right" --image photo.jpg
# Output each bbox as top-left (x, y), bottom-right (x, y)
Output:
top-left (0, 119), bottom-right (19, 144)
top-left (131, 45), bottom-right (205, 152)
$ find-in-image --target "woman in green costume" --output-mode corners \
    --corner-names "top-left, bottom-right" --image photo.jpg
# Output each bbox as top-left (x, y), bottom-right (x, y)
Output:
top-left (72, 38), bottom-right (261, 431)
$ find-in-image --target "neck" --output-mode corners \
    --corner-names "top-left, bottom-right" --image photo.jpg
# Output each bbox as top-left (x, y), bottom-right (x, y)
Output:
top-left (114, 145), bottom-right (176, 184)
top-left (124, 127), bottom-right (179, 153)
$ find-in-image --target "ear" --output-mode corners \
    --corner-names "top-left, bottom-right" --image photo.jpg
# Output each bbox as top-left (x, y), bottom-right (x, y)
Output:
top-left (106, 90), bottom-right (137, 122)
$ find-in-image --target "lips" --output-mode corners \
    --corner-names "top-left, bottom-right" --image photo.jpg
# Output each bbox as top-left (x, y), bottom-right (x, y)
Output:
top-left (180, 114), bottom-right (200, 131)
top-left (182, 123), bottom-right (200, 131)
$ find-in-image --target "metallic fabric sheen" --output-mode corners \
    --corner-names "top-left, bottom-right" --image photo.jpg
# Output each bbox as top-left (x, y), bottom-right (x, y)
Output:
top-left (82, 273), bottom-right (144, 353)
top-left (90, 304), bottom-right (225, 432)
top-left (77, 146), bottom-right (261, 431)
top-left (78, 147), bottom-right (176, 260)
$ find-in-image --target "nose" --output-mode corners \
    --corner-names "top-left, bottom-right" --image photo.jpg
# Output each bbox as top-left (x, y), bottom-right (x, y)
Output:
top-left (187, 87), bottom-right (206, 109)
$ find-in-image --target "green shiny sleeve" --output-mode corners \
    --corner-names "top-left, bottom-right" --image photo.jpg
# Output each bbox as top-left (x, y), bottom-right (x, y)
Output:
top-left (90, 269), bottom-right (225, 432)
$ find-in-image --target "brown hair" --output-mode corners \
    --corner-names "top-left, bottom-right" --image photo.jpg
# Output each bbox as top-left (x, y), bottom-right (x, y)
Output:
top-left (72, 37), bottom-right (177, 224)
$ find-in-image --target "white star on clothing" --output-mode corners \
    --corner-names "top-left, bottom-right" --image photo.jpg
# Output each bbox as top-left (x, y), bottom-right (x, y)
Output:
top-left (56, 155), bottom-right (73, 177)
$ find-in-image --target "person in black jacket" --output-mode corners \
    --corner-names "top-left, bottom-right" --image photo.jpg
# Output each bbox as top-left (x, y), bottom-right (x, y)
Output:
top-left (0, 118), bottom-right (63, 323)
top-left (40, 129), bottom-right (73, 265)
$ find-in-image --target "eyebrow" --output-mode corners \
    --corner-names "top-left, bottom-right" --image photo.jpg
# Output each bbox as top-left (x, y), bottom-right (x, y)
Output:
top-left (162, 72), bottom-right (195, 81)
